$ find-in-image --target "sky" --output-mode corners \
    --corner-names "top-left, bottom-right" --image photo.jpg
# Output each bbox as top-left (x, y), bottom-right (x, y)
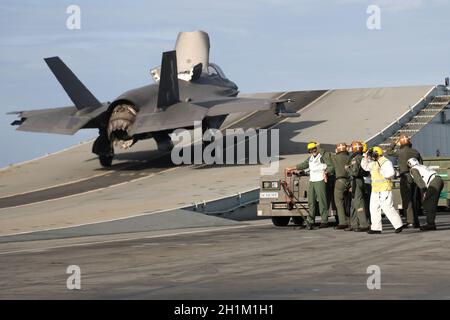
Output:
top-left (1, 0), bottom-right (449, 167)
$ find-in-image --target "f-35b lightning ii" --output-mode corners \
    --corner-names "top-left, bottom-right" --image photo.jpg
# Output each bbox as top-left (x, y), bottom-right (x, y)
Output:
top-left (9, 31), bottom-right (297, 167)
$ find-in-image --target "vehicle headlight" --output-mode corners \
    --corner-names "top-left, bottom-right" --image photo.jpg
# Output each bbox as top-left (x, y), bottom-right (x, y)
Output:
top-left (262, 181), bottom-right (280, 189)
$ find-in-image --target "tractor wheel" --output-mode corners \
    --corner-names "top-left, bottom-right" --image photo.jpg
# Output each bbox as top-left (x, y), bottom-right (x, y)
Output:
top-left (271, 217), bottom-right (290, 227)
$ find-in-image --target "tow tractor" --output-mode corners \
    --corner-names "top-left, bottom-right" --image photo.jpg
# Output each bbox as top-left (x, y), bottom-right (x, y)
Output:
top-left (257, 168), bottom-right (336, 227)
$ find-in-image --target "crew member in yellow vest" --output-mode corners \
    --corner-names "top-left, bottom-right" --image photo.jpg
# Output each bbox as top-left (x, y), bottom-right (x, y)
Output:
top-left (361, 146), bottom-right (404, 234)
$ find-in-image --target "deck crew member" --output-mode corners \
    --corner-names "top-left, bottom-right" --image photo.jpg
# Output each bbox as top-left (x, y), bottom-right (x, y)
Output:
top-left (295, 142), bottom-right (334, 229)
top-left (330, 143), bottom-right (351, 229)
top-left (361, 146), bottom-right (404, 234)
top-left (345, 141), bottom-right (370, 232)
top-left (407, 158), bottom-right (444, 231)
top-left (386, 134), bottom-right (422, 228)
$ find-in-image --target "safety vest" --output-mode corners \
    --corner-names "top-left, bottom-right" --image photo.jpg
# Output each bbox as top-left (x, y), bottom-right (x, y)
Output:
top-left (370, 157), bottom-right (392, 192)
top-left (309, 153), bottom-right (327, 182)
top-left (411, 164), bottom-right (436, 188)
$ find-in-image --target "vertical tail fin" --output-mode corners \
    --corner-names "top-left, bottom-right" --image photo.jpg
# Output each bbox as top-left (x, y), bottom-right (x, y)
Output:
top-left (44, 56), bottom-right (102, 110)
top-left (157, 50), bottom-right (180, 110)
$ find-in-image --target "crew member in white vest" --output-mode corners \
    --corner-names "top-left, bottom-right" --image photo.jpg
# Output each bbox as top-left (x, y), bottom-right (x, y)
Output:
top-left (407, 158), bottom-right (444, 231)
top-left (292, 142), bottom-right (334, 230)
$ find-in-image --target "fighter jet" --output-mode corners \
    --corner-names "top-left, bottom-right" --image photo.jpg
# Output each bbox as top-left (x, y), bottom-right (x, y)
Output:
top-left (8, 31), bottom-right (297, 167)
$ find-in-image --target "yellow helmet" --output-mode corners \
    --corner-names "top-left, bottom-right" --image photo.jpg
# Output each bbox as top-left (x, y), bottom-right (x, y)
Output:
top-left (372, 146), bottom-right (383, 156)
top-left (362, 142), bottom-right (367, 153)
top-left (307, 142), bottom-right (318, 150)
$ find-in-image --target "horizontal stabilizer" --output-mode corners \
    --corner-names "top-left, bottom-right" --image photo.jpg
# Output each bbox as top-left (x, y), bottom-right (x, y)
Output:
top-left (9, 104), bottom-right (108, 135)
top-left (44, 56), bottom-right (102, 110)
top-left (198, 97), bottom-right (298, 118)
top-left (199, 97), bottom-right (287, 116)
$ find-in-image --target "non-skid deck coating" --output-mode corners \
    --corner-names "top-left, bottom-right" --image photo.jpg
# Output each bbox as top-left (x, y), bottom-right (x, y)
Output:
top-left (1, 213), bottom-right (449, 299)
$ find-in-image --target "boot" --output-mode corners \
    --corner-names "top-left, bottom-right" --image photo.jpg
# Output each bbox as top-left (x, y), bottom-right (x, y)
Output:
top-left (306, 222), bottom-right (318, 230)
top-left (420, 224), bottom-right (437, 231)
top-left (403, 223), bottom-right (420, 229)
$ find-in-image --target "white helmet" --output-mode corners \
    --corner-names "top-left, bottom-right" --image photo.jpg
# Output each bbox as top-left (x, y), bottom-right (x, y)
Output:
top-left (407, 158), bottom-right (419, 168)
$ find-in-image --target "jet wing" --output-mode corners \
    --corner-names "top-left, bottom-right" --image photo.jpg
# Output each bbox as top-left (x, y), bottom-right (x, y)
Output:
top-left (128, 102), bottom-right (208, 135)
top-left (198, 97), bottom-right (295, 117)
top-left (8, 104), bottom-right (108, 135)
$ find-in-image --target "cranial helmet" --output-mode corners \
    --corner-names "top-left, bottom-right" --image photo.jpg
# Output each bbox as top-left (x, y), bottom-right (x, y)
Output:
top-left (351, 141), bottom-right (363, 153)
top-left (407, 158), bottom-right (420, 168)
top-left (336, 143), bottom-right (347, 154)
top-left (399, 134), bottom-right (411, 146)
top-left (307, 142), bottom-right (318, 150)
top-left (372, 146), bottom-right (383, 157)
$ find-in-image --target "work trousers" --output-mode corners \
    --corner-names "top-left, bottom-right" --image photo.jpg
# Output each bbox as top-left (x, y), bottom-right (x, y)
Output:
top-left (334, 178), bottom-right (349, 226)
top-left (423, 176), bottom-right (444, 226)
top-left (369, 191), bottom-right (403, 231)
top-left (308, 180), bottom-right (329, 224)
top-left (400, 174), bottom-right (420, 225)
top-left (350, 178), bottom-right (369, 229)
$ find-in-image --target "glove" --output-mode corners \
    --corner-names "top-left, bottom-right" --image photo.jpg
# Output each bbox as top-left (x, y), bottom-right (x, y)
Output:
top-left (285, 167), bottom-right (299, 176)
